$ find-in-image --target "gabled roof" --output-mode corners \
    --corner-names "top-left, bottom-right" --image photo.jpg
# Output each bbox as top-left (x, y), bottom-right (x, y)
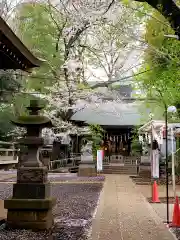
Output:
top-left (0, 16), bottom-right (42, 71)
top-left (71, 102), bottom-right (147, 126)
top-left (139, 120), bottom-right (180, 133)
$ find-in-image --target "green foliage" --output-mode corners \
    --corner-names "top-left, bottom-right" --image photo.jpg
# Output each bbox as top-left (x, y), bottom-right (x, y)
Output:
top-left (131, 126), bottom-right (139, 139)
top-left (16, 3), bottom-right (63, 91)
top-left (88, 124), bottom-right (105, 158)
top-left (131, 126), bottom-right (142, 156)
top-left (135, 8), bottom-right (180, 119)
top-left (0, 105), bottom-right (15, 141)
top-left (0, 71), bottom-right (21, 102)
top-left (131, 140), bottom-right (142, 155)
top-left (121, 0), bottom-right (152, 20)
top-left (175, 163), bottom-right (180, 178)
top-left (0, 71), bottom-right (22, 140)
top-left (13, 93), bottom-right (46, 117)
top-left (14, 2), bottom-right (91, 128)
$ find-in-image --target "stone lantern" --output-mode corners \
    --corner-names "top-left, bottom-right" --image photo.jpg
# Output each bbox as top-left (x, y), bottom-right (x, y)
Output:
top-left (4, 100), bottom-right (56, 230)
top-left (78, 140), bottom-right (97, 177)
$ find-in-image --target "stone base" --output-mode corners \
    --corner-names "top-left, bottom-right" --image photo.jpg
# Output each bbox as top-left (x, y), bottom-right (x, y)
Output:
top-left (17, 167), bottom-right (48, 184)
top-left (12, 182), bottom-right (50, 199)
top-left (4, 198), bottom-right (55, 230)
top-left (78, 163), bottom-right (97, 177)
top-left (139, 164), bottom-right (151, 178)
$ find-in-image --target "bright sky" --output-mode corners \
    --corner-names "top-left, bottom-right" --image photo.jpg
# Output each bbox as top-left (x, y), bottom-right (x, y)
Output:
top-left (86, 48), bottom-right (143, 84)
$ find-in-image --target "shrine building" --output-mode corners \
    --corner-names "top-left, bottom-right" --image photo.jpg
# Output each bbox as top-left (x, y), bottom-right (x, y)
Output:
top-left (0, 16), bottom-right (42, 70)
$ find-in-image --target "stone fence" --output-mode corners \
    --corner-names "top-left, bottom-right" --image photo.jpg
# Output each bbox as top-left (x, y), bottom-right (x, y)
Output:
top-left (103, 155), bottom-right (140, 165)
top-left (0, 148), bottom-right (19, 164)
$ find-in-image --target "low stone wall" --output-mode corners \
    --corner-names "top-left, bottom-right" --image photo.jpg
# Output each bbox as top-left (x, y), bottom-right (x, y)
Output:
top-left (138, 164), bottom-right (151, 178)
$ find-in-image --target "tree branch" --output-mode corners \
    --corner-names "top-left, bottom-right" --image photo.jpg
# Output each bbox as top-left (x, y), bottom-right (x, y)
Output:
top-left (66, 22), bottom-right (90, 50)
top-left (103, 0), bottom-right (116, 15)
top-left (91, 68), bottom-right (152, 89)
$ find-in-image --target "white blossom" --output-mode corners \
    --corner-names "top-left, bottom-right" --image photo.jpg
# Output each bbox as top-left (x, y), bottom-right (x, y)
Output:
top-left (63, 59), bottom-right (82, 73)
top-left (7, 127), bottom-right (26, 139)
top-left (8, 0), bottom-right (140, 138)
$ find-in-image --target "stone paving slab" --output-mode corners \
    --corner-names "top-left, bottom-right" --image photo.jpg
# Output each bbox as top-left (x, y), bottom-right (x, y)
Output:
top-left (151, 204), bottom-right (174, 223)
top-left (90, 175), bottom-right (175, 240)
top-left (0, 200), bottom-right (6, 220)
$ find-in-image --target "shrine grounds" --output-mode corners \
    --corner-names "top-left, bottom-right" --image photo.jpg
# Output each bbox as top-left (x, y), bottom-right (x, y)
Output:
top-left (134, 178), bottom-right (180, 239)
top-left (0, 173), bottom-right (104, 240)
top-left (0, 172), bottom-right (179, 240)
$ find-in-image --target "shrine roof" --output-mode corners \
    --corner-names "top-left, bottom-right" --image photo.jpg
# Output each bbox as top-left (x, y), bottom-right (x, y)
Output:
top-left (0, 16), bottom-right (42, 71)
top-left (71, 102), bottom-right (149, 126)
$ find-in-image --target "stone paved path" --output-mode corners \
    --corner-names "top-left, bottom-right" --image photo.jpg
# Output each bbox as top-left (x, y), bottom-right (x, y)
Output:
top-left (90, 175), bottom-right (175, 240)
top-left (0, 200), bottom-right (6, 220)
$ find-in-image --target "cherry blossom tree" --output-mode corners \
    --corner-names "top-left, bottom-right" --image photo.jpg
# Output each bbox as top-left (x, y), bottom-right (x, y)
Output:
top-left (33, 1), bottom-right (142, 137)
top-left (81, 3), bottom-right (143, 87)
top-left (7, 0), bottom-right (140, 138)
top-left (43, 82), bottom-right (92, 134)
top-left (39, 0), bottom-right (118, 135)
top-left (15, 1), bottom-right (120, 136)
top-left (0, 0), bottom-right (23, 20)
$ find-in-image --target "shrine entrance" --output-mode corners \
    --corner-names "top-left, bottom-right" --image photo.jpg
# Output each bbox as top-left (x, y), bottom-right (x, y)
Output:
top-left (102, 127), bottom-right (132, 155)
top-left (101, 127), bottom-right (133, 164)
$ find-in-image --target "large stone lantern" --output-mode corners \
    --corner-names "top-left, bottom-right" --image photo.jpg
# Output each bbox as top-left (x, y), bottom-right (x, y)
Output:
top-left (4, 100), bottom-right (56, 230)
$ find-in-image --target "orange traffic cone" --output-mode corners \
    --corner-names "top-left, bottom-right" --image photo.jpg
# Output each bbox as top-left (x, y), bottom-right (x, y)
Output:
top-left (171, 196), bottom-right (180, 227)
top-left (152, 181), bottom-right (160, 203)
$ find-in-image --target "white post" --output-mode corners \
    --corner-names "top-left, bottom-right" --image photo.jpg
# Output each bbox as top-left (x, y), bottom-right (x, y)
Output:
top-left (151, 120), bottom-right (153, 178)
top-left (171, 127), bottom-right (176, 198)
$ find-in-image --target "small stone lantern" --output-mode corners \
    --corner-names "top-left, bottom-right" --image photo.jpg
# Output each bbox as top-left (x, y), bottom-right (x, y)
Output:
top-left (78, 141), bottom-right (97, 177)
top-left (4, 100), bottom-right (56, 230)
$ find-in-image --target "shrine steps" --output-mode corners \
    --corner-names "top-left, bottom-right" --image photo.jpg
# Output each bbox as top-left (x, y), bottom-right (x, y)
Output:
top-left (102, 164), bottom-right (138, 175)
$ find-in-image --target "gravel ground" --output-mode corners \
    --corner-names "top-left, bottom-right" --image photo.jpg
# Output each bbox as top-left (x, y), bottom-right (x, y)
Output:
top-left (48, 174), bottom-right (105, 182)
top-left (0, 183), bottom-right (13, 199)
top-left (0, 176), bottom-right (103, 240)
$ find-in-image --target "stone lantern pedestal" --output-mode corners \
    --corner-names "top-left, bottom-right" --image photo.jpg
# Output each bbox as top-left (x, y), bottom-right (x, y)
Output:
top-left (4, 100), bottom-right (56, 230)
top-left (5, 167), bottom-right (55, 229)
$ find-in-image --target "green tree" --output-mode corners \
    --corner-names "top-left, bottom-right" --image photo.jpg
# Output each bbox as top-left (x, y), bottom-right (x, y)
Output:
top-left (0, 105), bottom-right (15, 140)
top-left (135, 8), bottom-right (180, 119)
top-left (0, 71), bottom-right (22, 140)
top-left (87, 124), bottom-right (105, 159)
top-left (16, 3), bottom-right (63, 91)
top-left (14, 2), bottom-right (96, 131)
top-left (0, 70), bottom-right (21, 102)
